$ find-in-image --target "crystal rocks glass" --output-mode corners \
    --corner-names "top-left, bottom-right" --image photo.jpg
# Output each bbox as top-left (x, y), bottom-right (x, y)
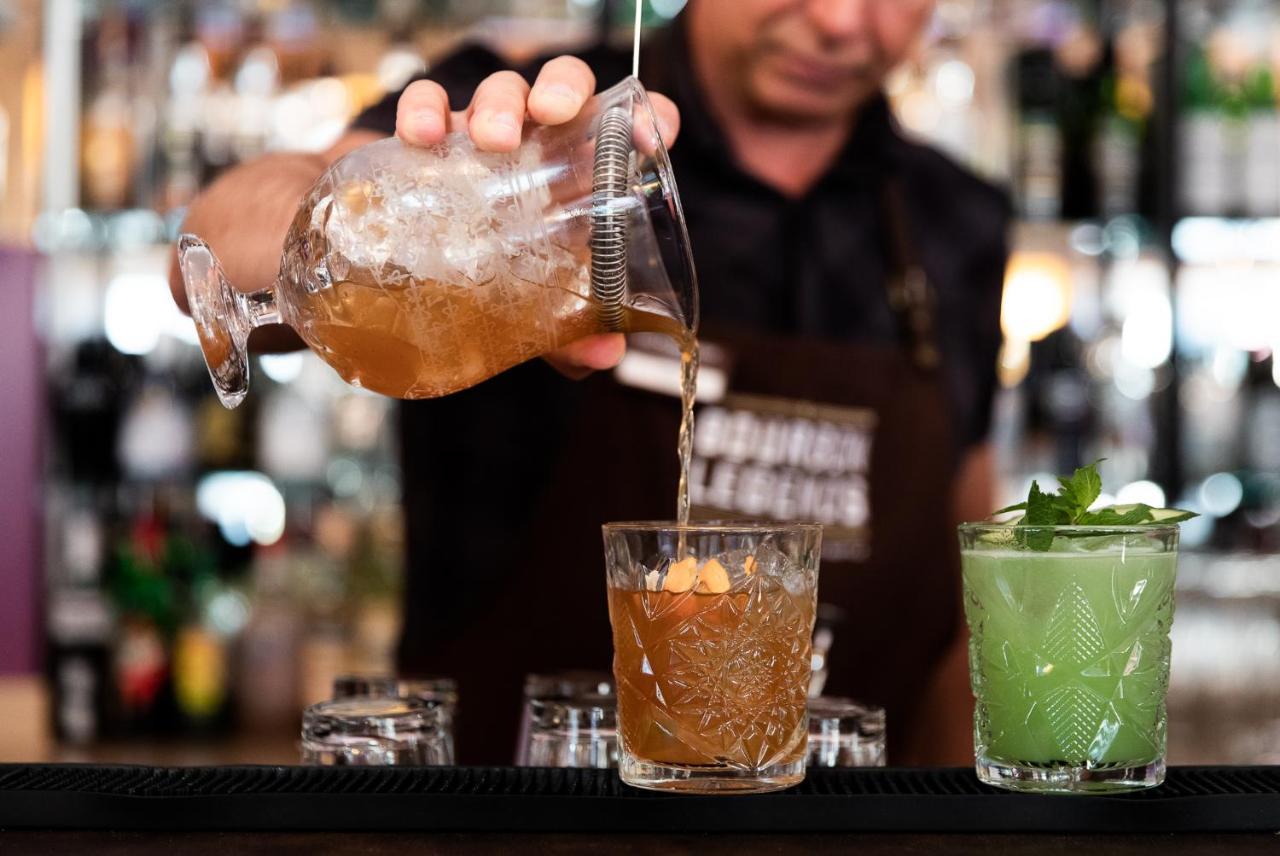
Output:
top-left (301, 697), bottom-right (449, 766)
top-left (603, 522), bottom-right (821, 793)
top-left (332, 674), bottom-right (458, 764)
top-left (521, 693), bottom-right (619, 769)
top-left (959, 524), bottom-right (1179, 793)
top-left (806, 697), bottom-right (887, 768)
top-left (177, 77), bottom-right (697, 408)
top-left (513, 670), bottom-right (614, 766)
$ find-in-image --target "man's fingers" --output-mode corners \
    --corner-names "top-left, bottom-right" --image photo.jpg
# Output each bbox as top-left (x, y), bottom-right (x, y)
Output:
top-left (395, 79), bottom-right (451, 146)
top-left (467, 70), bottom-right (530, 152)
top-left (634, 90), bottom-right (681, 156)
top-left (528, 56), bottom-right (596, 125)
top-left (395, 67), bottom-right (680, 162)
top-left (544, 334), bottom-right (627, 380)
top-left (648, 92), bottom-right (681, 147)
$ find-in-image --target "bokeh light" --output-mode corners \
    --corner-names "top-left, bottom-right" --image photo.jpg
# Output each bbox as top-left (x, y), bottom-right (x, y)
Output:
top-left (1200, 472), bottom-right (1245, 518)
top-left (1116, 480), bottom-right (1166, 509)
top-left (196, 471), bottom-right (287, 547)
top-left (1001, 252), bottom-right (1073, 342)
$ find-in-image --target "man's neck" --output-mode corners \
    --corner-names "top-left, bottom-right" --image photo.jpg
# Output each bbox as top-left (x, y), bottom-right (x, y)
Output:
top-left (717, 110), bottom-right (852, 199)
top-left (688, 28), bottom-right (856, 198)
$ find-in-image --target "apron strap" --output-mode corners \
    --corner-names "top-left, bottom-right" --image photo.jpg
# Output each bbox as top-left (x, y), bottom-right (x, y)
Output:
top-left (882, 180), bottom-right (941, 372)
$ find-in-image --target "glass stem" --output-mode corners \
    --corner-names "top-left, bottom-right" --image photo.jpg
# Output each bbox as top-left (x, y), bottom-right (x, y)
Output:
top-left (238, 281), bottom-right (282, 329)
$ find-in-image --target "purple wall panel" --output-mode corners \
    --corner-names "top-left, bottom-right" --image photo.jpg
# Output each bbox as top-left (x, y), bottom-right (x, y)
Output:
top-left (0, 247), bottom-right (42, 675)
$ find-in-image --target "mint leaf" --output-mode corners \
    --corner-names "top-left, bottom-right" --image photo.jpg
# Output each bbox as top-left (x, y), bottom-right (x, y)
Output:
top-left (1056, 476), bottom-right (1080, 506)
top-left (1024, 526), bottom-right (1056, 551)
top-left (1052, 493), bottom-right (1080, 520)
top-left (1020, 482), bottom-right (1061, 551)
top-left (1056, 461), bottom-right (1104, 522)
top-left (994, 502), bottom-right (1027, 515)
top-left (1024, 482), bottom-right (1062, 526)
top-left (1076, 462), bottom-right (1103, 509)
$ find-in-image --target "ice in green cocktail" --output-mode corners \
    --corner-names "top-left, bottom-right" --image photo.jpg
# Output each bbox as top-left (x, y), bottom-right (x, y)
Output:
top-left (960, 526), bottom-right (1179, 793)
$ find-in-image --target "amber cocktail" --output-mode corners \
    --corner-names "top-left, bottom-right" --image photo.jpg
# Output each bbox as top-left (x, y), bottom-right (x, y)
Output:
top-left (603, 523), bottom-right (821, 793)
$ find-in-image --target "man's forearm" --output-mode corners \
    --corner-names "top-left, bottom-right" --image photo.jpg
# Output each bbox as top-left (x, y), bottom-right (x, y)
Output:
top-left (168, 130), bottom-right (381, 351)
top-left (169, 152), bottom-right (328, 314)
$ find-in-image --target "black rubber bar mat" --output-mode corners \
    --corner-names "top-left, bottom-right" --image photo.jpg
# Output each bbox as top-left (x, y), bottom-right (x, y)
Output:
top-left (0, 765), bottom-right (1277, 833)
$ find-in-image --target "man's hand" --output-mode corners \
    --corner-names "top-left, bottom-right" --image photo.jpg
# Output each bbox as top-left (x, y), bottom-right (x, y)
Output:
top-left (394, 56), bottom-right (682, 380)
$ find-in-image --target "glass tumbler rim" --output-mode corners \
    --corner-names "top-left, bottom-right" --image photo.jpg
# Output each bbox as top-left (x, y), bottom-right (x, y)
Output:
top-left (303, 696), bottom-right (441, 737)
top-left (331, 674), bottom-right (459, 708)
top-left (958, 522), bottom-right (1181, 536)
top-left (603, 520), bottom-right (823, 535)
top-left (530, 693), bottom-right (617, 727)
top-left (523, 669), bottom-right (614, 699)
top-left (807, 696), bottom-right (885, 718)
top-left (334, 672), bottom-right (458, 687)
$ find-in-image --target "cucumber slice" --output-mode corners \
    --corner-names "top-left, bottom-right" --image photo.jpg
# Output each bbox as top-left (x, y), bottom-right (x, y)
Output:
top-left (1145, 507), bottom-right (1199, 523)
top-left (1102, 504), bottom-right (1198, 524)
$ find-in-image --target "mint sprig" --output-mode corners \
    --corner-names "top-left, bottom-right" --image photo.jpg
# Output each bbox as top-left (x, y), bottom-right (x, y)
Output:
top-left (992, 461), bottom-right (1197, 551)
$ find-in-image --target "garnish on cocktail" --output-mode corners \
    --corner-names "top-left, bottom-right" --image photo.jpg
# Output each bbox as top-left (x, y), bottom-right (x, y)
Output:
top-left (992, 461), bottom-right (1196, 550)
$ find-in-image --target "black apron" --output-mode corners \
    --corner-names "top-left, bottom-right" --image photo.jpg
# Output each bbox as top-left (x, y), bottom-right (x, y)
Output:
top-left (399, 185), bottom-right (960, 765)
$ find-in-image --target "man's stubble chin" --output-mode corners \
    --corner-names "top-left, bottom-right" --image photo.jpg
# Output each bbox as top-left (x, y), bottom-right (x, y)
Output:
top-left (743, 68), bottom-right (880, 127)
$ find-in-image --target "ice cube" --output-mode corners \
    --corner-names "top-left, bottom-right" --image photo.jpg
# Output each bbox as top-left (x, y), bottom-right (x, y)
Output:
top-left (324, 135), bottom-right (560, 291)
top-left (748, 541), bottom-right (789, 578)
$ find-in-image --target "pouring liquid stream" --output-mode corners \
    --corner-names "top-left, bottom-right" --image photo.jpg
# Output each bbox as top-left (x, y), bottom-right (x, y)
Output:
top-left (676, 339), bottom-right (698, 528)
top-left (626, 305), bottom-right (698, 539)
top-left (629, 8), bottom-right (699, 536)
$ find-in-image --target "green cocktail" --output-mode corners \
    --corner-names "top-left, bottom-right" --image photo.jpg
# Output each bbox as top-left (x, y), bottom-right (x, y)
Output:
top-left (960, 525), bottom-right (1179, 793)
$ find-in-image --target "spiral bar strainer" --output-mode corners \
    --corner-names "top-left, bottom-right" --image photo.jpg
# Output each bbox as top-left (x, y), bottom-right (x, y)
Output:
top-left (590, 104), bottom-right (634, 331)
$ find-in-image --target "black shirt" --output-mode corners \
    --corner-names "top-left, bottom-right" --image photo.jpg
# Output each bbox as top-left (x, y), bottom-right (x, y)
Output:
top-left (352, 20), bottom-right (1008, 692)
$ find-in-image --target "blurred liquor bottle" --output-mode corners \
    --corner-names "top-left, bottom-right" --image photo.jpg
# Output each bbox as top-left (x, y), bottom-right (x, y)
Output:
top-left (51, 339), bottom-right (142, 486)
top-left (117, 377), bottom-right (197, 485)
top-left (171, 618), bottom-right (233, 734)
top-left (1241, 60), bottom-right (1279, 217)
top-left (1242, 356), bottom-right (1280, 483)
top-left (195, 385), bottom-right (258, 473)
top-left (236, 545), bottom-right (303, 733)
top-left (299, 618), bottom-right (348, 709)
top-left (1180, 39), bottom-right (1230, 216)
top-left (115, 485), bottom-right (255, 735)
top-left (159, 11), bottom-right (211, 212)
top-left (264, 1), bottom-right (323, 86)
top-left (45, 490), bottom-right (115, 745)
top-left (1014, 15), bottom-right (1118, 223)
top-left (169, 531), bottom-right (236, 735)
top-left (297, 503), bottom-right (358, 708)
top-left (1025, 326), bottom-right (1094, 477)
top-left (79, 4), bottom-right (162, 212)
top-left (108, 497), bottom-right (177, 735)
top-left (345, 508), bottom-right (404, 677)
top-left (1180, 14), bottom-right (1280, 218)
top-left (229, 13), bottom-right (281, 167)
top-left (1014, 44), bottom-right (1064, 220)
top-left (1052, 19), bottom-right (1104, 220)
top-left (1095, 19), bottom-right (1157, 220)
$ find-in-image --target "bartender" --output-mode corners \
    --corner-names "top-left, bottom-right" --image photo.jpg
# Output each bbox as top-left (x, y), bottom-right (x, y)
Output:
top-left (171, 0), bottom-right (1007, 765)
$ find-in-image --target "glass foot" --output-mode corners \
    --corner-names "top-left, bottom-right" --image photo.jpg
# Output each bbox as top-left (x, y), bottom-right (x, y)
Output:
top-left (619, 755), bottom-right (805, 794)
top-left (976, 755), bottom-right (1166, 794)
